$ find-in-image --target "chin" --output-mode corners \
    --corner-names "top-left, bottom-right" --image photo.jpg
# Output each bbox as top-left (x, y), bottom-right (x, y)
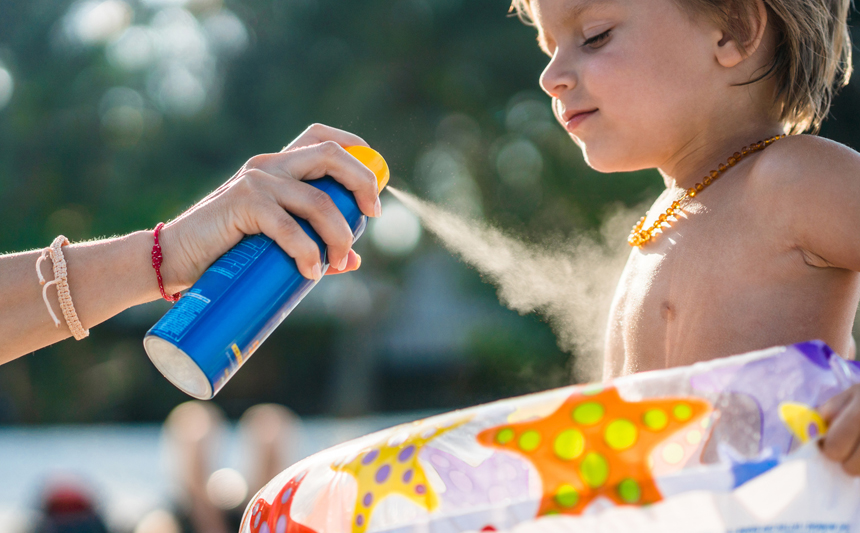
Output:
top-left (583, 155), bottom-right (618, 173)
top-left (579, 146), bottom-right (633, 173)
top-left (576, 137), bottom-right (651, 174)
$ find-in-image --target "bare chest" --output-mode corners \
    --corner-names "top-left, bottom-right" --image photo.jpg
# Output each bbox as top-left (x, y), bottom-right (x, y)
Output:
top-left (603, 198), bottom-right (857, 379)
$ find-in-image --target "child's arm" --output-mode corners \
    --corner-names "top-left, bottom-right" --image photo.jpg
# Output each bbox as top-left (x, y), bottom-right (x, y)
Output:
top-left (759, 135), bottom-right (860, 474)
top-left (763, 135), bottom-right (860, 273)
top-left (0, 124), bottom-right (380, 363)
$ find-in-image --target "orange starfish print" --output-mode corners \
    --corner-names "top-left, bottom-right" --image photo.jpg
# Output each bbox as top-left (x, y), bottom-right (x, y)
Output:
top-left (477, 386), bottom-right (711, 516)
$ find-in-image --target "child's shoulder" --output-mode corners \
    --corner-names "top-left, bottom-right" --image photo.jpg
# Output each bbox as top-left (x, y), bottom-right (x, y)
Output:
top-left (752, 134), bottom-right (860, 192)
top-left (750, 134), bottom-right (860, 271)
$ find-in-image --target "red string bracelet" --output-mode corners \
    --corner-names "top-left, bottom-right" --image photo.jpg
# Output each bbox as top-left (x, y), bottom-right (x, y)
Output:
top-left (152, 223), bottom-right (182, 303)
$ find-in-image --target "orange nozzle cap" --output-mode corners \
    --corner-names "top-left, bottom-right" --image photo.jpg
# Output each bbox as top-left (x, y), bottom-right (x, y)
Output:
top-left (346, 145), bottom-right (390, 192)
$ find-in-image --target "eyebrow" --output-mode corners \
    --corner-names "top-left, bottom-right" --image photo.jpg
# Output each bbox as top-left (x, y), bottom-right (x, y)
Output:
top-left (564, 0), bottom-right (613, 21)
top-left (535, 0), bottom-right (615, 53)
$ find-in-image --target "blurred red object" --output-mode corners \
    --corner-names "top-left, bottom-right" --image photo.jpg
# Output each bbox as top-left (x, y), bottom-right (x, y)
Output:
top-left (44, 484), bottom-right (95, 516)
top-left (36, 478), bottom-right (108, 533)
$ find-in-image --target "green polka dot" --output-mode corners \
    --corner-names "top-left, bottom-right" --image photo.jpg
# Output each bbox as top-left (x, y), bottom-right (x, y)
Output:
top-left (579, 452), bottom-right (609, 488)
top-left (572, 402), bottom-right (605, 425)
top-left (643, 409), bottom-right (668, 431)
top-left (604, 419), bottom-right (638, 450)
top-left (553, 429), bottom-right (585, 461)
top-left (544, 510), bottom-right (560, 516)
top-left (554, 484), bottom-right (579, 508)
top-left (518, 430), bottom-right (541, 452)
top-left (496, 428), bottom-right (515, 445)
top-left (673, 404), bottom-right (692, 421)
top-left (618, 479), bottom-right (641, 503)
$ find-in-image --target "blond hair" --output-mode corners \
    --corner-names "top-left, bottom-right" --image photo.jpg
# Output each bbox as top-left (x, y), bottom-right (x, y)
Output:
top-left (510, 0), bottom-right (853, 134)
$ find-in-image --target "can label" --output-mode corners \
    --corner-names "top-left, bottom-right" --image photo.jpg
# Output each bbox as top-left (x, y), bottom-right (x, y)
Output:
top-left (208, 235), bottom-right (273, 280)
top-left (155, 291), bottom-right (212, 342)
top-left (152, 235), bottom-right (273, 342)
top-left (145, 176), bottom-right (369, 399)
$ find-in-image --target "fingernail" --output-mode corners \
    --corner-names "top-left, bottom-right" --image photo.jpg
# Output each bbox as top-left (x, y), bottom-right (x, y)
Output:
top-left (336, 254), bottom-right (349, 271)
top-left (355, 253), bottom-right (361, 269)
top-left (312, 263), bottom-right (322, 281)
top-left (374, 197), bottom-right (382, 218)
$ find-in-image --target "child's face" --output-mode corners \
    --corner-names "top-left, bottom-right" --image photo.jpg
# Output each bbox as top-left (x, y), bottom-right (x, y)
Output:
top-left (533, 0), bottom-right (725, 173)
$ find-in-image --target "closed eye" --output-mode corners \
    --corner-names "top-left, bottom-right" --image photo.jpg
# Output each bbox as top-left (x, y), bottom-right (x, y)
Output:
top-left (582, 29), bottom-right (611, 48)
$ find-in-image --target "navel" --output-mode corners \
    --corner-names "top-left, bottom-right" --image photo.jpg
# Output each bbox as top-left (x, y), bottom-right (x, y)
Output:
top-left (660, 301), bottom-right (674, 321)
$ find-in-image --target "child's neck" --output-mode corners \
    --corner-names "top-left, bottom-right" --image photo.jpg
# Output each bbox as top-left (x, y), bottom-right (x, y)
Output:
top-left (657, 122), bottom-right (787, 191)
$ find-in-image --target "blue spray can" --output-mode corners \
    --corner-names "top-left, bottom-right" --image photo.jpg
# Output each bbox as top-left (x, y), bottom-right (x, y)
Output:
top-left (143, 146), bottom-right (389, 399)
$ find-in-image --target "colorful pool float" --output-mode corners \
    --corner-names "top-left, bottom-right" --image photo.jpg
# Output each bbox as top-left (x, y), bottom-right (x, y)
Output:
top-left (241, 341), bottom-right (860, 533)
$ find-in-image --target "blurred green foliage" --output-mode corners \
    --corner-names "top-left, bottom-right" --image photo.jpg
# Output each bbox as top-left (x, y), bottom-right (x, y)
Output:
top-left (0, 0), bottom-right (857, 423)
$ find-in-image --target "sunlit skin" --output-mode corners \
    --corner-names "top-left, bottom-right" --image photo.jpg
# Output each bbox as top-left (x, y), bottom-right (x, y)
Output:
top-left (0, 125), bottom-right (375, 360)
top-left (531, 0), bottom-right (860, 473)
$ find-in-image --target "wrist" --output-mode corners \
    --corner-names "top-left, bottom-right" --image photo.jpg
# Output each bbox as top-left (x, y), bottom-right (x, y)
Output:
top-left (126, 230), bottom-right (169, 303)
top-left (154, 221), bottom-right (193, 295)
top-left (64, 231), bottom-right (166, 308)
top-left (151, 223), bottom-right (184, 301)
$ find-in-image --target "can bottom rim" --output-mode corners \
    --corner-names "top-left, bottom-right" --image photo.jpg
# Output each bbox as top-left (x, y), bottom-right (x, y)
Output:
top-left (143, 335), bottom-right (213, 400)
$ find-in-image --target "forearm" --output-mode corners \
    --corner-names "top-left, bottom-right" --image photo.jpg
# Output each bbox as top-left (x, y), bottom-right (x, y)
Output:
top-left (0, 231), bottom-right (164, 362)
top-left (0, 125), bottom-right (381, 365)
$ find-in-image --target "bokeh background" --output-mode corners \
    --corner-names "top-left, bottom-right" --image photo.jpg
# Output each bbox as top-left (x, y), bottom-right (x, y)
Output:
top-left (0, 0), bottom-right (858, 530)
top-left (0, 0), bottom-right (658, 424)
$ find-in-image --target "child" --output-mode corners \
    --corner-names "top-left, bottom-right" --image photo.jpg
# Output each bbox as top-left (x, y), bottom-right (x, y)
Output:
top-left (509, 0), bottom-right (860, 474)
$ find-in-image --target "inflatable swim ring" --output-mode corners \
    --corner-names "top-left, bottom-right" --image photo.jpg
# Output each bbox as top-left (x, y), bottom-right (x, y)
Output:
top-left (241, 341), bottom-right (859, 533)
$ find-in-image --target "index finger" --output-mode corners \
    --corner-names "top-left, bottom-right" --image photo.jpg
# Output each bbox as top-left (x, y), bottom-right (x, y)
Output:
top-left (282, 123), bottom-right (370, 153)
top-left (263, 141), bottom-right (383, 218)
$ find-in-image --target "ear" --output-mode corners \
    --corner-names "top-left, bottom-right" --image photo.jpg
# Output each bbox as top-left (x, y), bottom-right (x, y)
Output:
top-left (714, 0), bottom-right (768, 68)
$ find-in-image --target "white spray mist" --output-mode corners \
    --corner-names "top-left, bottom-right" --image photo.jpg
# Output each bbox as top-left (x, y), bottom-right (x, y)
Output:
top-left (387, 187), bottom-right (638, 383)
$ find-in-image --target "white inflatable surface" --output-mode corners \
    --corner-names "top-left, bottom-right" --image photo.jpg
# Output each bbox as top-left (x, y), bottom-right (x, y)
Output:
top-left (241, 341), bottom-right (860, 533)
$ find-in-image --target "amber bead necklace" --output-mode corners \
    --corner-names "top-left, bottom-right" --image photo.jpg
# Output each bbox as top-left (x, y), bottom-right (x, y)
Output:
top-left (628, 133), bottom-right (786, 248)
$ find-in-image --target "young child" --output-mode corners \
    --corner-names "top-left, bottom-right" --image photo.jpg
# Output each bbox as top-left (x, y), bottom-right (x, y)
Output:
top-left (508, 0), bottom-right (860, 474)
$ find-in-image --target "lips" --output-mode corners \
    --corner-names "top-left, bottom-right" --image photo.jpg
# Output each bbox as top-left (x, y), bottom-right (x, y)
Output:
top-left (563, 108), bottom-right (598, 131)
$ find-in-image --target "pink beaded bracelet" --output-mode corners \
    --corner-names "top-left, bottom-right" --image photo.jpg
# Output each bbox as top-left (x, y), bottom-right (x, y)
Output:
top-left (152, 223), bottom-right (182, 303)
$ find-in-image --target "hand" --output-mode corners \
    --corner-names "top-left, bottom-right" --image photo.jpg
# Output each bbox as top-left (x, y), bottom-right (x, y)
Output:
top-left (158, 124), bottom-right (381, 291)
top-left (820, 384), bottom-right (860, 475)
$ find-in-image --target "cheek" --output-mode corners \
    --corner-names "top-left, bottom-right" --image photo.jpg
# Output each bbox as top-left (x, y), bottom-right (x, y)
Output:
top-left (579, 54), bottom-right (672, 170)
top-left (579, 29), bottom-right (713, 169)
top-left (591, 43), bottom-right (695, 124)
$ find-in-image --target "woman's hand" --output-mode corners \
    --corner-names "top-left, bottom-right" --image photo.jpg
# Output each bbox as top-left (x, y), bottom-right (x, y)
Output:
top-left (0, 123), bottom-right (383, 361)
top-left (158, 124), bottom-right (382, 292)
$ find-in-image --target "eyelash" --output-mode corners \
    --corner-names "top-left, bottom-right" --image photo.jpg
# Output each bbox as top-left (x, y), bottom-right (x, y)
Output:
top-left (582, 29), bottom-right (611, 48)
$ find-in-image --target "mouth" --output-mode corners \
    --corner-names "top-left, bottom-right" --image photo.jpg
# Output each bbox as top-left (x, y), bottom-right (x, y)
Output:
top-left (562, 109), bottom-right (598, 131)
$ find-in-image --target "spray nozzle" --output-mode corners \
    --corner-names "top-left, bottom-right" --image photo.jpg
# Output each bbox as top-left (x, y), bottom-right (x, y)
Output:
top-left (346, 146), bottom-right (390, 192)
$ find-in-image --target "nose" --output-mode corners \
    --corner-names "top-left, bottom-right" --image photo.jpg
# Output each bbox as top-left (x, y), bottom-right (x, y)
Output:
top-left (539, 50), bottom-right (577, 98)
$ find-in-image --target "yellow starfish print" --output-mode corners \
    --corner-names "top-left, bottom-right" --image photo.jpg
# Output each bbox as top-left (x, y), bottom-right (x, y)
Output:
top-left (332, 418), bottom-right (467, 533)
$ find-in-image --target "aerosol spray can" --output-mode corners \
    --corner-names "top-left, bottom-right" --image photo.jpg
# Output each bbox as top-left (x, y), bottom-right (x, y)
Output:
top-left (143, 146), bottom-right (389, 399)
